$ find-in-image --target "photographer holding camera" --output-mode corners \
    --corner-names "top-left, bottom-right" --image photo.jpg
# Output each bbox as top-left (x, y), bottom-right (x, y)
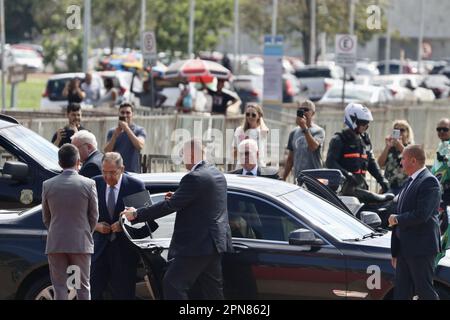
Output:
top-left (283, 100), bottom-right (325, 181)
top-left (104, 103), bottom-right (146, 173)
top-left (52, 103), bottom-right (86, 148)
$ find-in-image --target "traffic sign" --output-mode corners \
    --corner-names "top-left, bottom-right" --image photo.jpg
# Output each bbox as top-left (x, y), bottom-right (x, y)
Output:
top-left (142, 31), bottom-right (157, 68)
top-left (8, 65), bottom-right (27, 84)
top-left (335, 34), bottom-right (357, 70)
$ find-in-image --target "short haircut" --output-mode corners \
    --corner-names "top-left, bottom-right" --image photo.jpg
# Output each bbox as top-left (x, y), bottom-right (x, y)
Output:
top-left (404, 144), bottom-right (426, 166)
top-left (298, 99), bottom-right (316, 113)
top-left (438, 118), bottom-right (450, 127)
top-left (119, 102), bottom-right (134, 111)
top-left (102, 152), bottom-right (124, 168)
top-left (238, 139), bottom-right (259, 154)
top-left (184, 138), bottom-right (205, 153)
top-left (67, 103), bottom-right (81, 113)
top-left (58, 144), bottom-right (80, 169)
top-left (71, 130), bottom-right (98, 149)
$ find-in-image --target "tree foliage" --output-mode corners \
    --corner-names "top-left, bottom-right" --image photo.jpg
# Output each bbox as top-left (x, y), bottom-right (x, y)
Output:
top-left (240, 0), bottom-right (388, 62)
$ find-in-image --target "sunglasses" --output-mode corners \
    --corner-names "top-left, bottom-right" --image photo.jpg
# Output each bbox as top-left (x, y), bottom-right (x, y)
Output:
top-left (436, 127), bottom-right (450, 133)
top-left (356, 120), bottom-right (370, 126)
top-left (394, 128), bottom-right (406, 133)
top-left (246, 112), bottom-right (258, 118)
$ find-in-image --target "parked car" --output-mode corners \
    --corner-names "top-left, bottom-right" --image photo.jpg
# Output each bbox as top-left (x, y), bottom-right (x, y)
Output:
top-left (97, 70), bottom-right (143, 106)
top-left (232, 75), bottom-right (262, 112)
top-left (318, 84), bottom-right (393, 105)
top-left (370, 75), bottom-right (435, 102)
top-left (294, 65), bottom-right (343, 101)
top-left (5, 46), bottom-right (44, 73)
top-left (0, 115), bottom-right (60, 209)
top-left (40, 72), bottom-right (104, 111)
top-left (376, 60), bottom-right (414, 75)
top-left (420, 75), bottom-right (450, 99)
top-left (2, 173), bottom-right (449, 300)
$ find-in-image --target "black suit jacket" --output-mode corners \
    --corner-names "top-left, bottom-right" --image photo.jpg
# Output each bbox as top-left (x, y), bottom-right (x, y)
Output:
top-left (79, 150), bottom-right (103, 178)
top-left (391, 168), bottom-right (442, 258)
top-left (92, 174), bottom-right (146, 262)
top-left (136, 162), bottom-right (233, 258)
top-left (228, 166), bottom-right (280, 180)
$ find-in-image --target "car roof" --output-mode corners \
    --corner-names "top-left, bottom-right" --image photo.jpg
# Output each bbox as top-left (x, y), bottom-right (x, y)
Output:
top-left (135, 172), bottom-right (299, 197)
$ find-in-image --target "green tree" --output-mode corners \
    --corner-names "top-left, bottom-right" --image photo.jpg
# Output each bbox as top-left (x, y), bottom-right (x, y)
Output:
top-left (240, 0), bottom-right (388, 63)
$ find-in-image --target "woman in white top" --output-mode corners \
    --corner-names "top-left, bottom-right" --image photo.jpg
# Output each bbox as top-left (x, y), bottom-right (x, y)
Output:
top-left (96, 77), bottom-right (118, 108)
top-left (232, 103), bottom-right (269, 167)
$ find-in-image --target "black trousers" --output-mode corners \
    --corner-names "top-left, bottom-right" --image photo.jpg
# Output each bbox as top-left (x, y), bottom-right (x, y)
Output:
top-left (90, 239), bottom-right (139, 300)
top-left (162, 254), bottom-right (224, 300)
top-left (394, 254), bottom-right (439, 300)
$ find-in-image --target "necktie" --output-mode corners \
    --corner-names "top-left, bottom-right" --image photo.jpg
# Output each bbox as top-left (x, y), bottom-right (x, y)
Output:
top-left (398, 177), bottom-right (413, 210)
top-left (107, 186), bottom-right (117, 242)
top-left (107, 186), bottom-right (116, 221)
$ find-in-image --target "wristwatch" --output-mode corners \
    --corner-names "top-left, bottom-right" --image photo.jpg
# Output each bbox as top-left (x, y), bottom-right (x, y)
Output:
top-left (132, 210), bottom-right (138, 220)
top-left (302, 128), bottom-right (309, 134)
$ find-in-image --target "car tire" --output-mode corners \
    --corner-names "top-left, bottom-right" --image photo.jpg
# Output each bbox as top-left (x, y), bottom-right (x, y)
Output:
top-left (23, 274), bottom-right (53, 300)
top-left (23, 274), bottom-right (77, 300)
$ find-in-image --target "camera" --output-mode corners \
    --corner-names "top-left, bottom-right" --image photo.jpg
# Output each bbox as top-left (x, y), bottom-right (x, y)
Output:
top-left (119, 116), bottom-right (126, 122)
top-left (297, 109), bottom-right (304, 118)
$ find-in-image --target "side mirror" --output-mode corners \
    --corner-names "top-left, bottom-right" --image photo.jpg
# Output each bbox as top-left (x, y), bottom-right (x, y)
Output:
top-left (360, 211), bottom-right (382, 228)
top-left (289, 228), bottom-right (324, 246)
top-left (2, 161), bottom-right (29, 182)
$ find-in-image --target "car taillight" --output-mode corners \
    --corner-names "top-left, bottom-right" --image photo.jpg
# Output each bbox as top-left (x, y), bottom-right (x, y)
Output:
top-left (42, 88), bottom-right (48, 98)
top-left (119, 87), bottom-right (127, 96)
top-left (324, 81), bottom-right (333, 92)
top-left (286, 80), bottom-right (294, 96)
top-left (250, 89), bottom-right (260, 97)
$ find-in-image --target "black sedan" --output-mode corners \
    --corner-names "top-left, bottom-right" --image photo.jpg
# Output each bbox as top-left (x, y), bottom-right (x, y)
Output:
top-left (1, 173), bottom-right (450, 300)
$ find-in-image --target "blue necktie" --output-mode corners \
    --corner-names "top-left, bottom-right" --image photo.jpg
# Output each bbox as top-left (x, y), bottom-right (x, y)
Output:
top-left (107, 187), bottom-right (116, 241)
top-left (398, 177), bottom-right (413, 211)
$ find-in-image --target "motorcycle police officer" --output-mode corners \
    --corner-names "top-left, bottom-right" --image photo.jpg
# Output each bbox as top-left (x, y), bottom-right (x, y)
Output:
top-left (326, 103), bottom-right (390, 195)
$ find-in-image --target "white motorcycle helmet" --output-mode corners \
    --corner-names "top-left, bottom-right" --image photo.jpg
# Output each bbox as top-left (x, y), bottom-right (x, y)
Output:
top-left (344, 103), bottom-right (373, 130)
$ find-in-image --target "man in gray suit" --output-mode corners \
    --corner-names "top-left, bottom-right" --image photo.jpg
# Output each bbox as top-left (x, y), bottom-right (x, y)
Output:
top-left (42, 144), bottom-right (99, 300)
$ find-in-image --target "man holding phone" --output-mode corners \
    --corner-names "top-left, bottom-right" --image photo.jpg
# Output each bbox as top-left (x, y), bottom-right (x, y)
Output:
top-left (104, 103), bottom-right (147, 173)
top-left (283, 100), bottom-right (325, 181)
top-left (52, 103), bottom-right (86, 147)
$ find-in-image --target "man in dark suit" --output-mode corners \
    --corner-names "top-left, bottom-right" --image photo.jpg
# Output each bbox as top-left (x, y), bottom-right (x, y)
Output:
top-left (71, 130), bottom-right (103, 178)
top-left (229, 139), bottom-right (279, 179)
top-left (389, 145), bottom-right (442, 300)
top-left (90, 152), bottom-right (146, 300)
top-left (123, 139), bottom-right (233, 300)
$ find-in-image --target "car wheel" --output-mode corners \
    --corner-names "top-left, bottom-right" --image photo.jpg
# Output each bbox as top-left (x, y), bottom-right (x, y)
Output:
top-left (24, 275), bottom-right (77, 300)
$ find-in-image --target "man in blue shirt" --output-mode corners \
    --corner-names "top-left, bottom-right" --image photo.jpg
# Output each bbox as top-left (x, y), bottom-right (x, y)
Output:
top-left (105, 103), bottom-right (146, 173)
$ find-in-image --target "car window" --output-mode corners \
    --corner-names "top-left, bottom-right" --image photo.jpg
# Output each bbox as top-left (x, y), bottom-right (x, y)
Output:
top-left (149, 193), bottom-right (176, 239)
top-left (0, 145), bottom-right (18, 167)
top-left (47, 78), bottom-right (69, 101)
top-left (0, 125), bottom-right (61, 172)
top-left (228, 193), bottom-right (302, 242)
top-left (295, 68), bottom-right (331, 78)
top-left (281, 189), bottom-right (373, 240)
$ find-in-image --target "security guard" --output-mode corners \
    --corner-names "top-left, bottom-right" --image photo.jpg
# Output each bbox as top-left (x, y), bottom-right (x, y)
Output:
top-left (326, 103), bottom-right (389, 195)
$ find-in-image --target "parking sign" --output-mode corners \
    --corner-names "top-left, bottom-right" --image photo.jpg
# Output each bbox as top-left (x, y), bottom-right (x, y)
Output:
top-left (335, 34), bottom-right (357, 70)
top-left (142, 31), bottom-right (157, 68)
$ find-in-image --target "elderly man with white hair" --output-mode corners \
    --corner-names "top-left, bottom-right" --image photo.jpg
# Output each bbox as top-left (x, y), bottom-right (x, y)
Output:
top-left (229, 139), bottom-right (280, 179)
top-left (71, 130), bottom-right (103, 178)
top-left (122, 139), bottom-right (233, 300)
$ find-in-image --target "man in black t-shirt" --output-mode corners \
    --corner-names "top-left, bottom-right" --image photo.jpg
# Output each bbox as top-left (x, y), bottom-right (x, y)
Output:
top-left (52, 103), bottom-right (86, 147)
top-left (205, 79), bottom-right (240, 115)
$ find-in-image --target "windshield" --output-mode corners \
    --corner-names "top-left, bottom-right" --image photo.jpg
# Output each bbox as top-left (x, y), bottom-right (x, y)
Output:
top-left (326, 87), bottom-right (374, 101)
top-left (1, 125), bottom-right (61, 172)
top-left (296, 69), bottom-right (331, 78)
top-left (280, 189), bottom-right (373, 240)
top-left (12, 49), bottom-right (40, 59)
